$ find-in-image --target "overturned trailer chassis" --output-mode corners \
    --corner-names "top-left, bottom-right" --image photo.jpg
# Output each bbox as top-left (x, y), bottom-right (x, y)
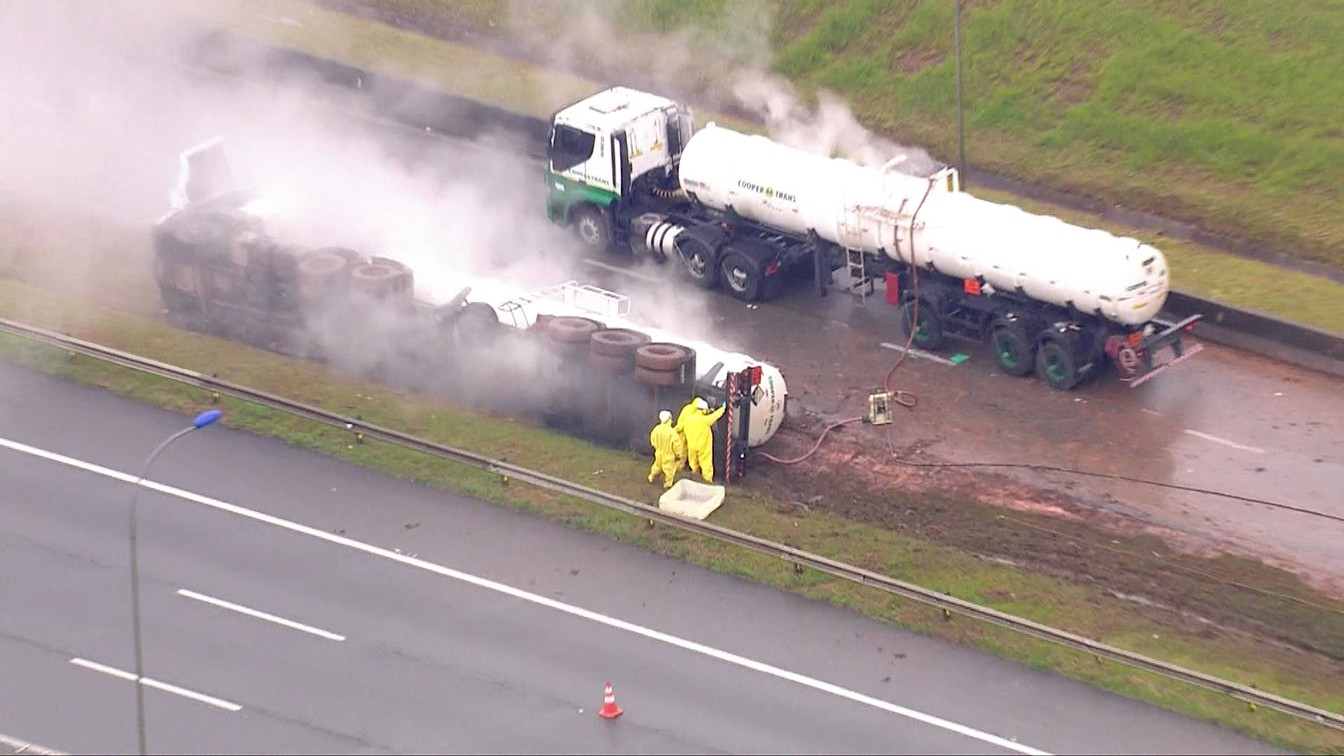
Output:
top-left (150, 216), bottom-right (767, 481)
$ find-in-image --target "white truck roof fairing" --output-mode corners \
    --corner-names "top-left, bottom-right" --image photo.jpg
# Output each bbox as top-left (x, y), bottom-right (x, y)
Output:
top-left (165, 137), bottom-right (281, 222)
top-left (169, 137), bottom-right (234, 211)
top-left (553, 86), bottom-right (678, 134)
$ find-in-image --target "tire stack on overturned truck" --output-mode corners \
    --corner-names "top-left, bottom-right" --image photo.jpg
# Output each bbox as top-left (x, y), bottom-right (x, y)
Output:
top-left (538, 316), bottom-right (699, 450)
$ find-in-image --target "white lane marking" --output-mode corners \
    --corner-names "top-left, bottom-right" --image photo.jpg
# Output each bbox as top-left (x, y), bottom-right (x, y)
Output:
top-left (0, 731), bottom-right (67, 756)
top-left (4, 436), bottom-right (1046, 756)
top-left (1140, 408), bottom-right (1161, 417)
top-left (69, 658), bottom-right (242, 712)
top-left (581, 257), bottom-right (662, 282)
top-left (879, 342), bottom-right (960, 367)
top-left (1182, 429), bottom-right (1265, 454)
top-left (177, 589), bottom-right (346, 641)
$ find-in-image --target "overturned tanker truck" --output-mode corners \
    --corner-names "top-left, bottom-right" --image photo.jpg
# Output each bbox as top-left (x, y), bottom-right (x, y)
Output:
top-left (150, 139), bottom-right (785, 481)
top-left (546, 87), bottom-right (1203, 390)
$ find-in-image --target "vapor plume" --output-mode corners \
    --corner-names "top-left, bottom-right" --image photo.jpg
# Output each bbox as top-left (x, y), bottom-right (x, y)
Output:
top-left (0, 0), bottom-right (742, 412)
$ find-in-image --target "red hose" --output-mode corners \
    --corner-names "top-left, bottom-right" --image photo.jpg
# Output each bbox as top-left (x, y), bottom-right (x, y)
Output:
top-left (757, 416), bottom-right (864, 465)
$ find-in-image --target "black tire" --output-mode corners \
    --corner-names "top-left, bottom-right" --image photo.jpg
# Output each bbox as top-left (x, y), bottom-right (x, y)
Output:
top-left (898, 298), bottom-right (945, 350)
top-left (990, 324), bottom-right (1035, 377)
top-left (635, 342), bottom-right (694, 371)
top-left (547, 338), bottom-right (591, 361)
top-left (349, 258), bottom-right (412, 300)
top-left (634, 365), bottom-right (682, 387)
top-left (1035, 339), bottom-right (1081, 390)
top-left (719, 252), bottom-right (762, 302)
top-left (678, 236), bottom-right (718, 289)
top-left (571, 205), bottom-right (611, 252)
top-left (297, 248), bottom-right (357, 302)
top-left (589, 328), bottom-right (651, 357)
top-left (546, 316), bottom-right (602, 344)
top-left (589, 350), bottom-right (634, 373)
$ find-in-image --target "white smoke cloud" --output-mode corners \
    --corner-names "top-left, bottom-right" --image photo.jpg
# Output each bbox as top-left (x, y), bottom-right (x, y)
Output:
top-left (729, 71), bottom-right (940, 175)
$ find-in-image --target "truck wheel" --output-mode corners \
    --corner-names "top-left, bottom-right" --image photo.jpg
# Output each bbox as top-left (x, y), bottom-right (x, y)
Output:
top-left (678, 237), bottom-right (718, 289)
top-left (571, 206), bottom-right (611, 252)
top-left (720, 253), bottom-right (762, 302)
top-left (991, 325), bottom-right (1035, 377)
top-left (898, 298), bottom-right (944, 350)
top-left (1035, 339), bottom-right (1081, 390)
top-left (635, 342), bottom-right (694, 371)
top-left (546, 316), bottom-right (602, 344)
top-left (590, 328), bottom-right (651, 357)
top-left (589, 351), bottom-right (634, 373)
top-left (634, 365), bottom-right (682, 387)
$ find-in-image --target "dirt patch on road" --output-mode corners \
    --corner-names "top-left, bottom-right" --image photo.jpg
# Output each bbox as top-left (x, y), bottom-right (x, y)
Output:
top-left (756, 409), bottom-right (1344, 662)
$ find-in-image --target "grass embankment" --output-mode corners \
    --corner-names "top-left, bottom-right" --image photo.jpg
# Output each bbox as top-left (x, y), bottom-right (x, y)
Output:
top-left (173, 0), bottom-right (1344, 334)
top-left (2, 203), bottom-right (1343, 751)
top-left (767, 0), bottom-right (1344, 269)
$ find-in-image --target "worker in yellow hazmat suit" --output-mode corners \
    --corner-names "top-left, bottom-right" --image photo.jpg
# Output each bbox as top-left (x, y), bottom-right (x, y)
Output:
top-left (647, 410), bottom-right (683, 488)
top-left (674, 397), bottom-right (703, 470)
top-left (679, 397), bottom-right (725, 483)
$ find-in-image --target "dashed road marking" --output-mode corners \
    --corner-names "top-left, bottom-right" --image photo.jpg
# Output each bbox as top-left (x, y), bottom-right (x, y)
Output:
top-left (177, 589), bottom-right (346, 641)
top-left (69, 658), bottom-right (242, 712)
top-left (879, 342), bottom-right (960, 367)
top-left (5, 435), bottom-right (1047, 756)
top-left (1183, 429), bottom-right (1265, 454)
top-left (1140, 408), bottom-right (1161, 417)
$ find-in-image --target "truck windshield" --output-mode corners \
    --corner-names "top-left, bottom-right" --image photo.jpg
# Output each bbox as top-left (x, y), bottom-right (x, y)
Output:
top-left (549, 124), bottom-right (596, 173)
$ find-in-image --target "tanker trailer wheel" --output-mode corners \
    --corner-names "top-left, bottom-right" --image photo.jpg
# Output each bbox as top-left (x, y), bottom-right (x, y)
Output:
top-left (589, 350), bottom-right (635, 373)
top-left (898, 298), bottom-right (945, 350)
top-left (990, 324), bottom-right (1035, 377)
top-left (546, 316), bottom-right (603, 344)
top-left (635, 342), bottom-right (694, 372)
top-left (634, 365), bottom-right (682, 387)
top-left (571, 206), bottom-right (611, 252)
top-left (677, 237), bottom-right (719, 289)
top-left (1035, 338), bottom-right (1081, 390)
top-left (590, 328), bottom-right (651, 358)
top-left (720, 253), bottom-right (762, 302)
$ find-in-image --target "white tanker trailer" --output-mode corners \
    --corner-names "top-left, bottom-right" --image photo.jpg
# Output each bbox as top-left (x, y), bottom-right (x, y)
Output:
top-left (545, 87), bottom-right (1202, 390)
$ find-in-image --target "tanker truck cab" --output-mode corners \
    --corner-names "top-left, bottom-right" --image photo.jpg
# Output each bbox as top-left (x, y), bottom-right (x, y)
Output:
top-left (546, 87), bottom-right (693, 251)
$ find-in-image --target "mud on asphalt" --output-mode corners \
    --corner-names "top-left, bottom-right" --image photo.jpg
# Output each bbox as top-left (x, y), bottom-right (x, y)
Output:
top-left (754, 406), bottom-right (1344, 665)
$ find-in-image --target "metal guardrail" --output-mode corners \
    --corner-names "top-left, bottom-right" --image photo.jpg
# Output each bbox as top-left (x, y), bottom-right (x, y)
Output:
top-left (1, 316), bottom-right (1340, 732)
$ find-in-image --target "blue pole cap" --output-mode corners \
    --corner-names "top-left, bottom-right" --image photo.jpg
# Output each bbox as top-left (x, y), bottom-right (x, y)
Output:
top-left (193, 409), bottom-right (223, 429)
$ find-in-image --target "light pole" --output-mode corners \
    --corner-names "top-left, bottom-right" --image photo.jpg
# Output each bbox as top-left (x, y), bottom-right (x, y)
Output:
top-left (129, 408), bottom-right (222, 756)
top-left (954, 0), bottom-right (967, 190)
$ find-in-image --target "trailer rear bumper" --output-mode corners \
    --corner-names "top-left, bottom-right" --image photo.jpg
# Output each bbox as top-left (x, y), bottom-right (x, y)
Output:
top-left (1123, 314), bottom-right (1204, 388)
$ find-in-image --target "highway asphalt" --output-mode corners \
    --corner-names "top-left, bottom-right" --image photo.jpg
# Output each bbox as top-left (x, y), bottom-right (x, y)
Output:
top-left (0, 362), bottom-right (1281, 754)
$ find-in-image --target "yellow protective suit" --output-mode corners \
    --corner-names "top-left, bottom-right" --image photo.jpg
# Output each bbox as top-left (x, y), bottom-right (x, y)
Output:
top-left (674, 399), bottom-right (701, 469)
top-left (648, 418), bottom-right (683, 488)
top-left (680, 405), bottom-right (725, 482)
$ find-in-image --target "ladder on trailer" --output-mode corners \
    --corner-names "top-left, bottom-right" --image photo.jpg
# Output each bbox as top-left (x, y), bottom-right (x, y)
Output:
top-left (845, 248), bottom-right (874, 300)
top-left (841, 196), bottom-right (913, 303)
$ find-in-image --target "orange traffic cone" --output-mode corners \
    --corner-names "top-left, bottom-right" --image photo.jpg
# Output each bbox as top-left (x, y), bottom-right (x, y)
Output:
top-left (598, 680), bottom-right (623, 719)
